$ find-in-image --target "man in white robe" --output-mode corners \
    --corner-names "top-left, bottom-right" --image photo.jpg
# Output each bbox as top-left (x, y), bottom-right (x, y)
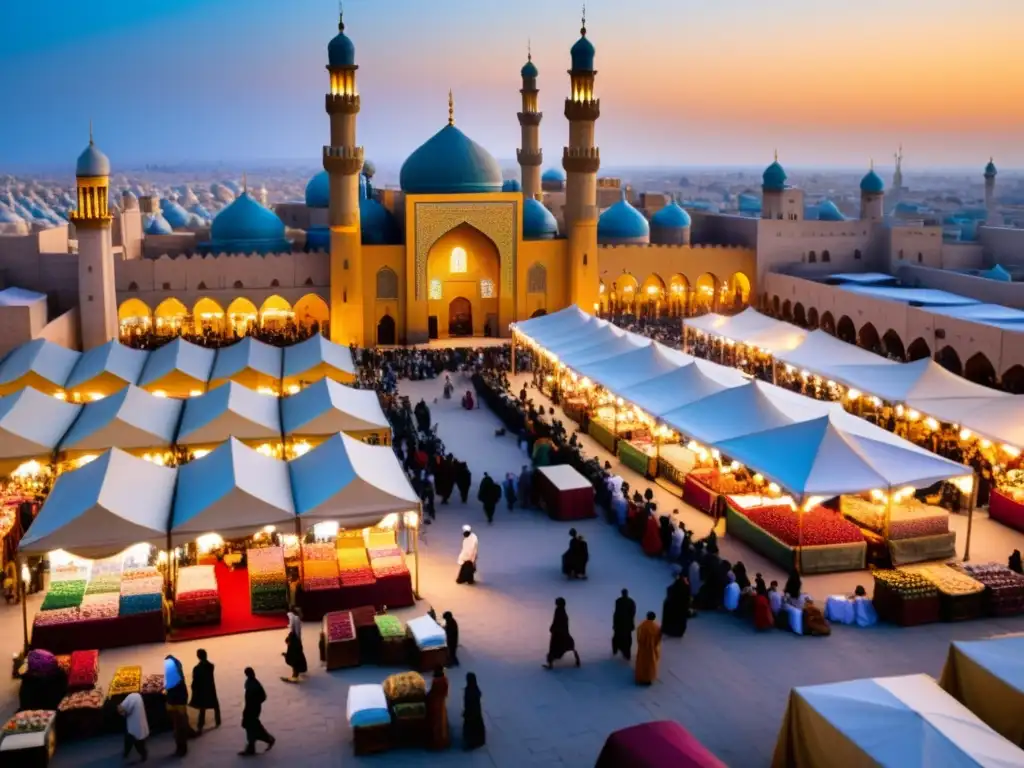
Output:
top-left (119, 691), bottom-right (149, 761)
top-left (456, 524), bottom-right (479, 584)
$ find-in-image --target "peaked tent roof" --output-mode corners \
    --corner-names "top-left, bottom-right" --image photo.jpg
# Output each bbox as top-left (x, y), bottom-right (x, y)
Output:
top-left (137, 337), bottom-right (216, 389)
top-left (282, 334), bottom-right (356, 381)
top-left (686, 308), bottom-right (807, 352)
top-left (908, 395), bottom-right (1024, 449)
top-left (828, 357), bottom-right (1008, 405)
top-left (171, 437), bottom-right (295, 543)
top-left (59, 385), bottom-right (182, 452)
top-left (177, 381), bottom-right (281, 445)
top-left (617, 360), bottom-right (745, 418)
top-left (0, 338), bottom-right (80, 390)
top-left (577, 343), bottom-right (691, 392)
top-left (513, 305), bottom-right (592, 342)
top-left (19, 448), bottom-right (177, 557)
top-left (0, 386), bottom-right (82, 459)
top-left (563, 331), bottom-right (650, 369)
top-left (64, 340), bottom-right (148, 391)
top-left (542, 319), bottom-right (620, 357)
top-left (281, 378), bottom-right (389, 436)
top-left (289, 432), bottom-right (419, 529)
top-left (210, 336), bottom-right (283, 384)
top-left (776, 329), bottom-right (897, 373)
top-left (660, 381), bottom-right (795, 444)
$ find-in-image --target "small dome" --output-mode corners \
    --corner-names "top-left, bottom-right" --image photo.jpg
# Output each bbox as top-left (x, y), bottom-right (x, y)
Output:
top-left (651, 200), bottom-right (692, 229)
top-left (598, 192), bottom-right (649, 243)
top-left (360, 197), bottom-right (401, 245)
top-left (817, 200), bottom-right (845, 221)
top-left (860, 168), bottom-right (885, 194)
top-left (985, 159), bottom-right (997, 177)
top-left (160, 199), bottom-right (191, 229)
top-left (144, 213), bottom-right (173, 236)
top-left (762, 160), bottom-right (787, 191)
top-left (0, 206), bottom-right (23, 224)
top-left (400, 123), bottom-right (502, 195)
top-left (523, 198), bottom-right (558, 240)
top-left (305, 171), bottom-right (329, 208)
top-left (210, 193), bottom-right (286, 243)
top-left (502, 179), bottom-right (521, 192)
top-left (76, 140), bottom-right (110, 177)
top-left (521, 58), bottom-right (538, 79)
top-left (571, 32), bottom-right (595, 72)
top-left (328, 17), bottom-right (355, 67)
top-left (542, 167), bottom-right (565, 184)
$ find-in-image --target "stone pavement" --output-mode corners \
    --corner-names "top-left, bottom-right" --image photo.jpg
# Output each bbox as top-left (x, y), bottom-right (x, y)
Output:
top-left (0, 369), bottom-right (1021, 767)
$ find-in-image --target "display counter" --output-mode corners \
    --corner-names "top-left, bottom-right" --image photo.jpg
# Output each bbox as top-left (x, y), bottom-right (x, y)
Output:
top-left (958, 563), bottom-right (1024, 617)
top-left (939, 637), bottom-right (1024, 747)
top-left (989, 488), bottom-right (1024, 533)
top-left (842, 497), bottom-right (949, 540)
top-left (0, 711), bottom-right (56, 768)
top-left (322, 611), bottom-right (360, 671)
top-left (587, 419), bottom-right (617, 453)
top-left (535, 465), bottom-right (595, 521)
top-left (903, 564), bottom-right (986, 622)
top-left (887, 532), bottom-right (957, 566)
top-left (684, 471), bottom-right (719, 515)
top-left (617, 439), bottom-right (656, 478)
top-left (872, 571), bottom-right (940, 627)
top-left (31, 611), bottom-right (164, 655)
top-left (561, 399), bottom-right (588, 426)
top-left (657, 444), bottom-right (696, 490)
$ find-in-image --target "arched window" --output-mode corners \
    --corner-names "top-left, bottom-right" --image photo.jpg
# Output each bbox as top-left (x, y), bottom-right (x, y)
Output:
top-left (304, 277), bottom-right (314, 286)
top-left (376, 267), bottom-right (399, 299)
top-left (808, 251), bottom-right (817, 263)
top-left (270, 278), bottom-right (280, 287)
top-left (450, 246), bottom-right (468, 274)
top-left (233, 280), bottom-right (244, 289)
top-left (527, 263), bottom-right (547, 294)
top-left (822, 250), bottom-right (831, 263)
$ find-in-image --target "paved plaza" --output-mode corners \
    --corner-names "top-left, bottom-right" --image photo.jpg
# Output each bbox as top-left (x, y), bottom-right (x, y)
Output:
top-left (1, 371), bottom-right (1022, 767)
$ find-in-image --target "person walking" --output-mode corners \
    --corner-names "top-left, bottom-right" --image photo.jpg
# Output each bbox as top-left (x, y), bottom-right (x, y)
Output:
top-left (543, 597), bottom-right (580, 669)
top-left (163, 655), bottom-right (190, 757)
top-left (662, 574), bottom-right (691, 638)
top-left (190, 649), bottom-right (220, 734)
top-left (282, 607), bottom-right (308, 683)
top-left (118, 691), bottom-right (149, 762)
top-left (635, 612), bottom-right (662, 686)
top-left (612, 589), bottom-right (637, 661)
top-left (239, 668), bottom-right (275, 756)
top-left (455, 461), bottom-right (472, 504)
top-left (502, 473), bottom-right (517, 511)
top-left (462, 673), bottom-right (485, 751)
top-left (442, 611), bottom-right (460, 666)
top-left (456, 526), bottom-right (479, 585)
top-left (436, 455), bottom-right (455, 505)
top-left (477, 472), bottom-right (501, 524)
top-left (425, 667), bottom-right (451, 751)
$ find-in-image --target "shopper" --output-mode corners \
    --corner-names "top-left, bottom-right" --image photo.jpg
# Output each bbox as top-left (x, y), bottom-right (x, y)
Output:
top-left (612, 588), bottom-right (637, 660)
top-left (456, 525), bottom-right (478, 585)
top-left (239, 668), bottom-right (275, 756)
top-left (635, 612), bottom-right (662, 686)
top-left (477, 472), bottom-right (501, 524)
top-left (543, 597), bottom-right (580, 669)
top-left (442, 611), bottom-right (460, 666)
top-left (164, 655), bottom-right (190, 757)
top-left (462, 672), bottom-right (485, 751)
top-left (190, 649), bottom-right (220, 733)
top-left (455, 460), bottom-right (472, 504)
top-left (118, 691), bottom-right (149, 762)
top-left (282, 607), bottom-right (308, 683)
top-left (425, 667), bottom-right (451, 750)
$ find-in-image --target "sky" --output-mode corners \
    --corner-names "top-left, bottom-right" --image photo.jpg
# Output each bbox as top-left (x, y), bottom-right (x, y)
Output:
top-left (1, 0), bottom-right (1022, 172)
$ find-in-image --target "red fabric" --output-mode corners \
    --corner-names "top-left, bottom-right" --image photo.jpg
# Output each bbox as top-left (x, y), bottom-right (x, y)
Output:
top-left (535, 469), bottom-right (596, 521)
top-left (753, 595), bottom-right (774, 631)
top-left (990, 489), bottom-right (1024, 533)
top-left (170, 563), bottom-right (287, 642)
top-left (297, 572), bottom-right (414, 620)
top-left (31, 612), bottom-right (164, 654)
top-left (595, 721), bottom-right (725, 768)
top-left (641, 516), bottom-right (662, 557)
top-left (683, 475), bottom-right (717, 515)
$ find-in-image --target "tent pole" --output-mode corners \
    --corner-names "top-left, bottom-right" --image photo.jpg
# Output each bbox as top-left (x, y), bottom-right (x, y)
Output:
top-left (963, 481), bottom-right (977, 562)
top-left (165, 531), bottom-right (173, 597)
top-left (20, 556), bottom-right (29, 653)
top-left (884, 487), bottom-right (892, 542)
top-left (771, 359), bottom-right (777, 386)
top-left (796, 502), bottom-right (803, 575)
top-left (414, 502), bottom-right (422, 599)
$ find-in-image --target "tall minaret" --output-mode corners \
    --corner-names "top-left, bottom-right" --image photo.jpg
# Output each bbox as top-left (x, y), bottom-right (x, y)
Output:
top-left (859, 161), bottom-right (885, 221)
top-left (517, 43), bottom-right (543, 201)
top-left (323, 8), bottom-right (365, 345)
top-left (984, 158), bottom-right (998, 225)
top-left (70, 125), bottom-right (118, 350)
top-left (563, 7), bottom-right (600, 311)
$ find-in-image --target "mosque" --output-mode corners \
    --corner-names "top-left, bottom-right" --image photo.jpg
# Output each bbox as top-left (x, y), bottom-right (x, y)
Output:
top-left (0, 10), bottom-right (1019, 378)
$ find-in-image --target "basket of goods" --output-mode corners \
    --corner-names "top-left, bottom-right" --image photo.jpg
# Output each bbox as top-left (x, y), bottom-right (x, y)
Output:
top-left (346, 684), bottom-right (392, 756)
top-left (78, 593), bottom-right (119, 622)
top-left (0, 710), bottom-right (57, 764)
top-left (904, 564), bottom-right (986, 622)
top-left (872, 569), bottom-right (940, 626)
top-left (67, 650), bottom-right (99, 692)
top-left (56, 688), bottom-right (104, 741)
top-left (248, 547), bottom-right (288, 613)
top-left (107, 666), bottom-right (142, 701)
top-left (41, 580), bottom-right (87, 612)
top-left (382, 671), bottom-right (427, 705)
top-left (959, 563), bottom-right (1024, 617)
top-left (118, 593), bottom-right (161, 616)
top-left (375, 615), bottom-right (408, 666)
top-left (322, 612), bottom-right (359, 670)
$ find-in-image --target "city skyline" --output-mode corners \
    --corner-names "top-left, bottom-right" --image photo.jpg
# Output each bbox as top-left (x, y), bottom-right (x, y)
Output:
top-left (2, 0), bottom-right (1021, 171)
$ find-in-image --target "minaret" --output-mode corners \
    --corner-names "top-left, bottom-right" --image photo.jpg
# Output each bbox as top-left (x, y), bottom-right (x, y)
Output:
top-left (984, 158), bottom-right (998, 225)
top-left (859, 160), bottom-right (885, 221)
top-left (323, 7), bottom-right (365, 345)
top-left (761, 150), bottom-right (787, 219)
top-left (563, 7), bottom-right (600, 312)
top-left (70, 124), bottom-right (118, 350)
top-left (517, 42), bottom-right (543, 201)
top-left (892, 145), bottom-right (903, 196)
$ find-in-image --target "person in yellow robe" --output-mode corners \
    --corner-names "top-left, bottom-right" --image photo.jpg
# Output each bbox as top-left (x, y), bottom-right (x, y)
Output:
top-left (634, 611), bottom-right (661, 686)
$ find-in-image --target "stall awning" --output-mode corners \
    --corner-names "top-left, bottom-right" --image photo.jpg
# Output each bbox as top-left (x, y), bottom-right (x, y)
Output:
top-left (137, 337), bottom-right (216, 392)
top-left (281, 378), bottom-right (389, 436)
top-left (171, 437), bottom-right (295, 543)
top-left (618, 360), bottom-right (746, 418)
top-left (513, 305), bottom-right (593, 344)
top-left (177, 381), bottom-right (281, 446)
top-left (829, 357), bottom-right (1007, 405)
top-left (59, 385), bottom-right (182, 453)
top-left (661, 381), bottom-right (795, 444)
top-left (0, 386), bottom-right (82, 459)
top-left (544, 320), bottom-right (621, 358)
top-left (775, 330), bottom-right (897, 373)
top-left (685, 307), bottom-right (808, 352)
top-left (908, 396), bottom-right (1024, 449)
top-left (578, 343), bottom-right (691, 392)
top-left (209, 336), bottom-right (283, 388)
top-left (563, 331), bottom-right (650, 369)
top-left (289, 432), bottom-right (419, 529)
top-left (940, 637), bottom-right (1024, 747)
top-left (282, 334), bottom-right (356, 385)
top-left (19, 448), bottom-right (177, 557)
top-left (0, 338), bottom-right (80, 395)
top-left (63, 340), bottom-right (149, 394)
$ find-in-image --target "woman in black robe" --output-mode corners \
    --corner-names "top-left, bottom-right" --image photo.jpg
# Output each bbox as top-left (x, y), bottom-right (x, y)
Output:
top-left (543, 597), bottom-right (580, 669)
top-left (462, 672), bottom-right (486, 750)
top-left (732, 561), bottom-right (751, 591)
top-left (561, 529), bottom-right (579, 578)
top-left (662, 575), bottom-right (690, 638)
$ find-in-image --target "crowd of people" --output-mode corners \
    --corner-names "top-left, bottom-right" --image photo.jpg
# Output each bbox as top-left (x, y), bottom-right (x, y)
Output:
top-left (120, 321), bottom-right (324, 351)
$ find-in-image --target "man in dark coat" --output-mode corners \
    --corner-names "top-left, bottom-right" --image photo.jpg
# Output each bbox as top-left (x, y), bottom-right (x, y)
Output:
top-left (422, 477), bottom-right (437, 522)
top-left (455, 461), bottom-right (472, 504)
top-left (612, 588), bottom-right (637, 660)
top-left (239, 668), bottom-right (275, 756)
top-left (436, 455), bottom-right (455, 505)
top-left (190, 648), bottom-right (220, 734)
top-left (477, 472), bottom-right (501, 524)
top-left (442, 611), bottom-right (460, 666)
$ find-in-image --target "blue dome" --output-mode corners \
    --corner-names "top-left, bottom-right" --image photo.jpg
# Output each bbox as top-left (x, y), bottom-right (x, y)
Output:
top-left (762, 160), bottom-right (787, 191)
top-left (76, 141), bottom-right (110, 177)
top-left (400, 124), bottom-right (502, 195)
top-left (360, 198), bottom-right (401, 245)
top-left (598, 192), bottom-right (649, 243)
top-left (985, 159), bottom-right (997, 177)
top-left (203, 193), bottom-right (289, 254)
top-left (327, 18), bottom-right (355, 67)
top-left (160, 200), bottom-right (191, 228)
top-left (860, 169), bottom-right (885, 194)
top-left (542, 167), bottom-right (565, 184)
top-left (305, 171), bottom-right (329, 208)
top-left (144, 214), bottom-right (173, 236)
top-left (502, 179), bottom-right (521, 192)
top-left (0, 206), bottom-right (23, 224)
top-left (817, 200), bottom-right (845, 221)
top-left (571, 33), bottom-right (595, 72)
top-left (521, 58), bottom-right (538, 78)
top-left (523, 198), bottom-right (558, 240)
top-left (650, 200), bottom-right (692, 229)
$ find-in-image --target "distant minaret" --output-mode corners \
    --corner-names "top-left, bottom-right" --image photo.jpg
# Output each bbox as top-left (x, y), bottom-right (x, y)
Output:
top-left (70, 124), bottom-right (118, 350)
top-left (892, 145), bottom-right (903, 195)
top-left (517, 42), bottom-right (543, 201)
top-left (984, 158), bottom-right (998, 225)
top-left (259, 183), bottom-right (268, 207)
top-left (859, 160), bottom-right (885, 221)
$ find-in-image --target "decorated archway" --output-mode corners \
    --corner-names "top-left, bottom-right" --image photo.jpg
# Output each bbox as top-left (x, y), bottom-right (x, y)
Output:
top-left (669, 274), bottom-right (689, 317)
top-left (449, 297), bottom-right (473, 337)
top-left (723, 272), bottom-right (751, 315)
top-left (907, 337), bottom-right (931, 361)
top-left (118, 298), bottom-right (152, 340)
top-left (193, 298), bottom-right (225, 335)
top-left (154, 298), bottom-right (188, 337)
top-left (781, 300), bottom-right (793, 323)
top-left (426, 223), bottom-right (500, 338)
top-left (640, 273), bottom-right (666, 318)
top-left (226, 297), bottom-right (258, 337)
top-left (377, 313), bottom-right (396, 345)
top-left (294, 293), bottom-right (329, 332)
top-left (694, 272), bottom-right (720, 315)
top-left (615, 273), bottom-right (640, 315)
top-left (936, 345), bottom-right (963, 375)
top-left (857, 322), bottom-right (882, 354)
top-left (259, 295), bottom-right (293, 331)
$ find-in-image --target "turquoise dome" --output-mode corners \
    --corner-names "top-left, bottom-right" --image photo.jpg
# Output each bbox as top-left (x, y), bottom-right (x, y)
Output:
top-left (860, 168), bottom-right (885, 194)
top-left (203, 193), bottom-right (289, 254)
top-left (328, 18), bottom-right (355, 67)
top-left (542, 167), bottom-right (565, 184)
top-left (651, 200), bottom-right (692, 229)
top-left (521, 58), bottom-right (538, 78)
top-left (502, 179), bottom-right (521, 192)
top-left (817, 200), bottom-right (845, 221)
top-left (305, 171), bottom-right (329, 208)
top-left (360, 198), bottom-right (401, 245)
top-left (598, 192), bottom-right (649, 243)
top-left (523, 198), bottom-right (558, 240)
top-left (571, 32), bottom-right (595, 72)
top-left (762, 160), bottom-right (787, 191)
top-left (144, 214), bottom-right (173, 236)
top-left (985, 159), bottom-right (997, 177)
top-left (160, 200), bottom-right (191, 228)
top-left (400, 124), bottom-right (502, 194)
top-left (76, 140), bottom-right (110, 177)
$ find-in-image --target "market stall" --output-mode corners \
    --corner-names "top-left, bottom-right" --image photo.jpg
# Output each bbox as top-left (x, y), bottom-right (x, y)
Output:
top-left (62, 340), bottom-right (149, 402)
top-left (534, 465), bottom-right (595, 521)
top-left (208, 336), bottom-right (283, 395)
top-left (656, 442), bottom-right (697, 490)
top-left (57, 385), bottom-right (181, 459)
top-left (0, 388), bottom-right (81, 478)
top-left (321, 610), bottom-right (360, 670)
top-left (406, 614), bottom-right (448, 672)
top-left (281, 333), bottom-right (357, 391)
top-left (0, 338), bottom-right (80, 397)
top-left (989, 480), bottom-right (1024, 534)
top-left (281, 377), bottom-right (391, 448)
top-left (136, 337), bottom-right (216, 398)
top-left (772, 674), bottom-right (1024, 768)
top-left (902, 563), bottom-right (986, 622)
top-left (871, 569), bottom-right (941, 626)
top-left (595, 721), bottom-right (726, 768)
top-left (0, 709), bottom-right (57, 766)
top-left (958, 562), bottom-right (1024, 616)
top-left (176, 381), bottom-right (282, 453)
top-left (939, 636), bottom-right (1024, 747)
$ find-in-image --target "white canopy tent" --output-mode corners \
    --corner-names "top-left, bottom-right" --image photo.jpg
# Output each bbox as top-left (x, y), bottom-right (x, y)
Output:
top-left (177, 381), bottom-right (281, 446)
top-left (828, 357), bottom-right (1006, 406)
top-left (0, 338), bottom-right (80, 394)
top-left (772, 673), bottom-right (1024, 768)
top-left (281, 378), bottom-right (389, 437)
top-left (282, 333), bottom-right (356, 386)
top-left (289, 432), bottom-right (419, 530)
top-left (19, 448), bottom-right (177, 558)
top-left (544, 321), bottom-right (621, 359)
top-left (0, 387), bottom-right (81, 462)
top-left (578, 343), bottom-right (692, 392)
top-left (513, 305), bottom-right (594, 345)
top-left (209, 336), bottom-right (283, 387)
top-left (661, 381), bottom-right (796, 445)
top-left (59, 385), bottom-right (182, 453)
top-left (685, 308), bottom-right (807, 352)
top-left (171, 437), bottom-right (295, 544)
top-left (617, 361), bottom-right (745, 417)
top-left (137, 337), bottom-right (216, 393)
top-left (63, 340), bottom-right (148, 393)
top-left (561, 331), bottom-right (649, 369)
top-left (776, 329), bottom-right (897, 373)
top-left (910, 396), bottom-right (1024, 449)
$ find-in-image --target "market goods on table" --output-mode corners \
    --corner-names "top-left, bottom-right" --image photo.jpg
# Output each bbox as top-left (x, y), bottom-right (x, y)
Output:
top-left (842, 496), bottom-right (949, 540)
top-left (78, 593), bottom-right (119, 621)
top-left (58, 688), bottom-right (103, 712)
top-left (83, 560), bottom-right (122, 596)
top-left (119, 593), bottom-right (161, 616)
top-left (248, 546), bottom-right (288, 613)
top-left (41, 580), bottom-right (86, 611)
top-left (322, 611), bottom-right (359, 670)
top-left (903, 564), bottom-right (985, 596)
top-left (33, 608), bottom-right (81, 627)
top-left (326, 611), bottom-right (355, 643)
top-left (365, 530), bottom-right (396, 549)
top-left (54, 655), bottom-right (71, 677)
top-left (873, 569), bottom-right (939, 597)
top-left (140, 674), bottom-right (164, 695)
top-left (26, 650), bottom-right (59, 678)
top-left (67, 650), bottom-right (98, 691)
top-left (872, 568), bottom-right (942, 626)
top-left (302, 547), bottom-right (341, 591)
top-left (337, 548), bottom-right (371, 568)
top-left (339, 567), bottom-right (376, 587)
top-left (382, 671), bottom-right (426, 704)
top-left (304, 543), bottom-right (337, 561)
top-left (958, 563), bottom-right (1024, 616)
top-left (108, 666), bottom-right (142, 698)
top-left (3, 711), bottom-right (55, 734)
top-left (744, 504), bottom-right (863, 546)
top-left (374, 615), bottom-right (405, 639)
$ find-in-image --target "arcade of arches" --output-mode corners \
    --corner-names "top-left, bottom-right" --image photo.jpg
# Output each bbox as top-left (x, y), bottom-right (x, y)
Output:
top-left (117, 293), bottom-right (330, 342)
top-left (425, 224), bottom-right (501, 339)
top-left (599, 271), bottom-right (751, 318)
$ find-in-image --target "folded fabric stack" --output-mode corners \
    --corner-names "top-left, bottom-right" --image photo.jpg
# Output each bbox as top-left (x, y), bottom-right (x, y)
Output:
top-left (338, 546), bottom-right (376, 587)
top-left (121, 566), bottom-right (164, 606)
top-left (303, 544), bottom-right (341, 591)
top-left (108, 666), bottom-right (142, 699)
top-left (175, 565), bottom-right (220, 622)
top-left (337, 530), bottom-right (367, 550)
top-left (374, 614), bottom-right (405, 640)
top-left (140, 674), bottom-right (164, 695)
top-left (119, 593), bottom-right (162, 616)
top-left (369, 547), bottom-right (410, 579)
top-left (406, 615), bottom-right (446, 650)
top-left (346, 683), bottom-right (391, 728)
top-left (67, 650), bottom-right (99, 691)
top-left (248, 547), bottom-right (288, 612)
top-left (58, 688), bottom-right (103, 712)
top-left (79, 593), bottom-right (119, 621)
top-left (325, 611), bottom-right (356, 643)
top-left (84, 558), bottom-right (123, 596)
top-left (41, 579), bottom-right (87, 612)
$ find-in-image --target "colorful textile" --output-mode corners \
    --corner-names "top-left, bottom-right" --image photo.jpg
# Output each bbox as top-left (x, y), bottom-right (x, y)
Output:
top-left (374, 615), bottom-right (405, 639)
top-left (79, 593), bottom-right (119, 621)
top-left (382, 671), bottom-right (427, 704)
top-left (26, 649), bottom-right (59, 677)
top-left (33, 607), bottom-right (81, 627)
top-left (108, 666), bottom-right (142, 698)
top-left (68, 650), bottom-right (99, 690)
top-left (41, 579), bottom-right (87, 611)
top-left (59, 688), bottom-right (104, 711)
top-left (3, 710), bottom-right (55, 734)
top-left (325, 611), bottom-right (355, 643)
top-left (119, 593), bottom-right (162, 616)
top-left (140, 674), bottom-right (164, 695)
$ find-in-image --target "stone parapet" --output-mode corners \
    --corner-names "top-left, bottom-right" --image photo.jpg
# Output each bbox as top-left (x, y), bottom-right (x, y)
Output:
top-left (322, 145), bottom-right (364, 175)
top-left (325, 93), bottom-right (361, 115)
top-left (517, 112), bottom-right (542, 127)
top-left (564, 99), bottom-right (600, 122)
top-left (562, 147), bottom-right (600, 174)
top-left (517, 149), bottom-right (543, 167)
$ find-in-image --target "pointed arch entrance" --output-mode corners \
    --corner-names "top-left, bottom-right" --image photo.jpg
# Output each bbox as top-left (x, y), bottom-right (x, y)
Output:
top-left (426, 222), bottom-right (500, 338)
top-left (377, 313), bottom-right (396, 345)
top-left (449, 297), bottom-right (473, 337)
